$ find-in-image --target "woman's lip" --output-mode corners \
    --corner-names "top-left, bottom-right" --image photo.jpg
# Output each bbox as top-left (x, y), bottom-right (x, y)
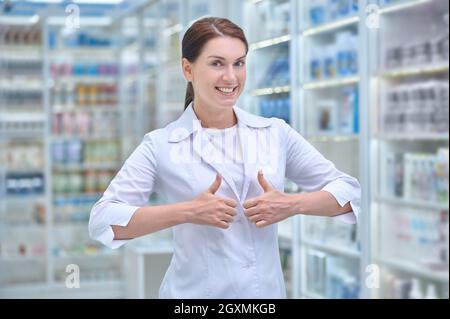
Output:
top-left (215, 86), bottom-right (238, 96)
top-left (215, 86), bottom-right (238, 89)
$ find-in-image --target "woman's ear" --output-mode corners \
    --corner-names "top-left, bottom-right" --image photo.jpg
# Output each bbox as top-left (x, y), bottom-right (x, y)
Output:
top-left (182, 58), bottom-right (193, 82)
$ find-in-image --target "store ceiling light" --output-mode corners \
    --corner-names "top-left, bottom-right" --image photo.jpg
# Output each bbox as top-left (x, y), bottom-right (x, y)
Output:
top-left (72, 0), bottom-right (124, 4)
top-left (22, 0), bottom-right (63, 3)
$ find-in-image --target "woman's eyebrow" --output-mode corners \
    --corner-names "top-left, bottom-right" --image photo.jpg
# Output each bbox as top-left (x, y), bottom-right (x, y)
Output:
top-left (207, 55), bottom-right (246, 61)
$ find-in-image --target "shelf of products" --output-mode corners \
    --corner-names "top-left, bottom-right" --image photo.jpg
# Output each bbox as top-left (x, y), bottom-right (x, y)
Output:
top-left (46, 21), bottom-right (125, 297)
top-left (370, 0), bottom-right (449, 299)
top-left (0, 22), bottom-right (48, 290)
top-left (291, 0), bottom-right (364, 299)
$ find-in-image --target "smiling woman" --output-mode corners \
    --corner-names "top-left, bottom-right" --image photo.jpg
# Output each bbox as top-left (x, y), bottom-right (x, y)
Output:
top-left (89, 16), bottom-right (361, 300)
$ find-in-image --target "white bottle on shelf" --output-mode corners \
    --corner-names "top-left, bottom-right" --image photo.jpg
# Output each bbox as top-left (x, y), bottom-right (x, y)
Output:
top-left (409, 278), bottom-right (423, 299)
top-left (425, 284), bottom-right (438, 299)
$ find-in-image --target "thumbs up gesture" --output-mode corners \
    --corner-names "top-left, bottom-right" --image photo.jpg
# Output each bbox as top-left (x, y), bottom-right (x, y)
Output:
top-left (243, 170), bottom-right (295, 228)
top-left (188, 173), bottom-right (238, 229)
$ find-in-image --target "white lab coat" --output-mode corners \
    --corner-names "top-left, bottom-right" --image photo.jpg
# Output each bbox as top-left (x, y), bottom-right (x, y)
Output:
top-left (89, 103), bottom-right (361, 299)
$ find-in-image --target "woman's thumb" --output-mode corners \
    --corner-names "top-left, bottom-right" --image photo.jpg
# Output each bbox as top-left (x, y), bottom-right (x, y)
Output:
top-left (207, 173), bottom-right (222, 194)
top-left (257, 169), bottom-right (272, 192)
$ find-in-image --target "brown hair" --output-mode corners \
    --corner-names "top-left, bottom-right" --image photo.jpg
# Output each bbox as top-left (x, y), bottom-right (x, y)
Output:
top-left (182, 17), bottom-right (249, 110)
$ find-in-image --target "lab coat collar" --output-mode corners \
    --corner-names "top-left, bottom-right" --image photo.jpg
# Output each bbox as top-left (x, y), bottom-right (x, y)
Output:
top-left (167, 102), bottom-right (272, 143)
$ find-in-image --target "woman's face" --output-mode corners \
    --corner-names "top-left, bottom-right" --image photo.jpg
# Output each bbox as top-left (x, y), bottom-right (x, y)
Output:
top-left (182, 36), bottom-right (247, 111)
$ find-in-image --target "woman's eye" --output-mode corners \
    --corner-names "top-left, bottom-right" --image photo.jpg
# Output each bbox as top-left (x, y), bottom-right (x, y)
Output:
top-left (212, 61), bottom-right (222, 67)
top-left (235, 61), bottom-right (245, 67)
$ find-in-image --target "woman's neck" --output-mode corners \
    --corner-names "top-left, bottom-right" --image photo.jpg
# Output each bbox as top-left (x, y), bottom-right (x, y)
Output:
top-left (192, 101), bottom-right (237, 129)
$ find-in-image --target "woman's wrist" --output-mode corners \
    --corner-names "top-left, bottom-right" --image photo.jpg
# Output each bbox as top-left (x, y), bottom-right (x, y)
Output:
top-left (178, 200), bottom-right (196, 224)
top-left (288, 192), bottom-right (308, 216)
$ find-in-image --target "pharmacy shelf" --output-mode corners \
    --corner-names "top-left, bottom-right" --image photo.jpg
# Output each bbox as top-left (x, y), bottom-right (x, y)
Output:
top-left (49, 48), bottom-right (116, 59)
top-left (302, 76), bottom-right (359, 90)
top-left (301, 16), bottom-right (359, 36)
top-left (375, 196), bottom-right (449, 211)
top-left (51, 135), bottom-right (120, 141)
top-left (0, 279), bottom-right (125, 299)
top-left (249, 34), bottom-right (291, 51)
top-left (0, 54), bottom-right (41, 62)
top-left (54, 76), bottom-right (117, 84)
top-left (52, 105), bottom-right (119, 112)
top-left (249, 85), bottom-right (290, 96)
top-left (378, 63), bottom-right (449, 78)
top-left (301, 289), bottom-right (326, 299)
top-left (5, 168), bottom-right (44, 174)
top-left (379, 0), bottom-right (433, 14)
top-left (0, 80), bottom-right (42, 91)
top-left (292, 0), bottom-right (367, 300)
top-left (53, 192), bottom-right (103, 199)
top-left (376, 133), bottom-right (449, 141)
top-left (0, 255), bottom-right (46, 263)
top-left (52, 163), bottom-right (120, 171)
top-left (301, 239), bottom-right (361, 259)
top-left (53, 252), bottom-right (121, 261)
top-left (377, 256), bottom-right (449, 282)
top-left (0, 130), bottom-right (45, 139)
top-left (0, 45), bottom-right (41, 53)
top-left (3, 194), bottom-right (45, 202)
top-left (305, 135), bottom-right (359, 142)
top-left (370, 0), bottom-right (449, 299)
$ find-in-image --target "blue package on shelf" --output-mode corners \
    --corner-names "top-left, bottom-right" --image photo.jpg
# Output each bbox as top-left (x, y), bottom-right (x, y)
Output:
top-left (282, 58), bottom-right (290, 85)
top-left (349, 38), bottom-right (358, 75)
top-left (261, 59), bottom-right (280, 88)
top-left (48, 31), bottom-right (57, 49)
top-left (31, 174), bottom-right (44, 194)
top-left (73, 63), bottom-right (84, 76)
top-left (310, 0), bottom-right (326, 26)
top-left (337, 50), bottom-right (348, 77)
top-left (78, 33), bottom-right (88, 46)
top-left (328, 0), bottom-right (339, 21)
top-left (350, 0), bottom-right (358, 13)
top-left (52, 141), bottom-right (65, 164)
top-left (259, 100), bottom-right (268, 118)
top-left (337, 0), bottom-right (351, 17)
top-left (340, 87), bottom-right (359, 134)
top-left (267, 99), bottom-right (275, 118)
top-left (324, 50), bottom-right (336, 79)
top-left (353, 88), bottom-right (359, 134)
top-left (311, 48), bottom-right (322, 80)
top-left (87, 64), bottom-right (98, 76)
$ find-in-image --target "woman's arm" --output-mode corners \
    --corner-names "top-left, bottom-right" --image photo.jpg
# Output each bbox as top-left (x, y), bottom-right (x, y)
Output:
top-left (111, 202), bottom-right (192, 240)
top-left (112, 174), bottom-right (238, 240)
top-left (289, 190), bottom-right (353, 217)
top-left (244, 171), bottom-right (353, 227)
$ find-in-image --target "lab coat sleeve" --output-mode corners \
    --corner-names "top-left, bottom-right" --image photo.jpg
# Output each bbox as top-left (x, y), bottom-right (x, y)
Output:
top-left (89, 133), bottom-right (159, 249)
top-left (280, 120), bottom-right (361, 224)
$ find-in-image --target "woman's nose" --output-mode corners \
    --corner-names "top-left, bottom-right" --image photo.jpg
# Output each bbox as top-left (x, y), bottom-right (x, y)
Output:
top-left (222, 65), bottom-right (237, 82)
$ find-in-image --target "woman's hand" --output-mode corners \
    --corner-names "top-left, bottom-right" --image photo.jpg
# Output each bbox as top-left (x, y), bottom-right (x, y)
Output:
top-left (188, 173), bottom-right (238, 229)
top-left (243, 171), bottom-right (296, 228)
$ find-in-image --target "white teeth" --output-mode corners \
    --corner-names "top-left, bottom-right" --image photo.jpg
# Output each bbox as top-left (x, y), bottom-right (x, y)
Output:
top-left (217, 87), bottom-right (235, 93)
